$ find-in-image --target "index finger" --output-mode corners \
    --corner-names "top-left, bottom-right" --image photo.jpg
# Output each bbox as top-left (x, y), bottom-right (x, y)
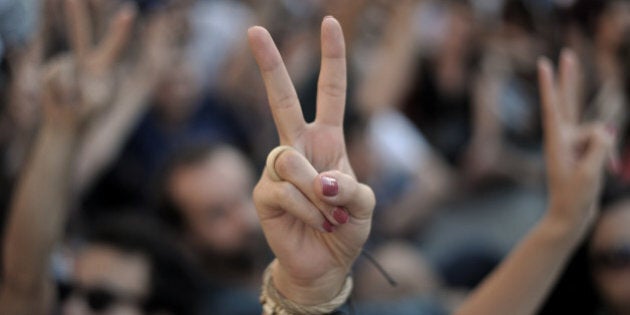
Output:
top-left (65, 0), bottom-right (93, 62)
top-left (248, 26), bottom-right (306, 144)
top-left (93, 3), bottom-right (136, 69)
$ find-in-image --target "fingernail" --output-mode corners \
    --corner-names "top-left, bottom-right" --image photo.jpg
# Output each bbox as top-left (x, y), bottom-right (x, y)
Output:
top-left (333, 207), bottom-right (349, 224)
top-left (323, 220), bottom-right (334, 233)
top-left (322, 176), bottom-right (338, 197)
top-left (324, 15), bottom-right (333, 20)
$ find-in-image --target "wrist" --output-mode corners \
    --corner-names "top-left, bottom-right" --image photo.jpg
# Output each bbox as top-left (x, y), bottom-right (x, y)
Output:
top-left (271, 260), bottom-right (348, 306)
top-left (42, 117), bottom-right (82, 136)
top-left (39, 120), bottom-right (82, 151)
top-left (539, 208), bottom-right (595, 249)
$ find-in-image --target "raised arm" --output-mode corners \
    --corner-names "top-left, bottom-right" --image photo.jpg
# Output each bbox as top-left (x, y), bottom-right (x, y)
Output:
top-left (456, 50), bottom-right (615, 315)
top-left (0, 1), bottom-right (134, 313)
top-left (74, 9), bottom-right (177, 193)
top-left (356, 0), bottom-right (420, 115)
top-left (248, 17), bottom-right (375, 314)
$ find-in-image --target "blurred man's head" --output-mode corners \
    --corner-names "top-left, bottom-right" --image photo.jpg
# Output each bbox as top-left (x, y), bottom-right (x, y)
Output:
top-left (158, 144), bottom-right (258, 255)
top-left (61, 216), bottom-right (202, 315)
top-left (573, 0), bottom-right (630, 50)
top-left (153, 57), bottom-right (201, 124)
top-left (590, 198), bottom-right (630, 315)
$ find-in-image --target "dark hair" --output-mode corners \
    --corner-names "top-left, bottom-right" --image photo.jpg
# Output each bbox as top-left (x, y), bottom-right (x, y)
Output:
top-left (502, 0), bottom-right (536, 34)
top-left (154, 144), bottom-right (220, 232)
top-left (570, 0), bottom-right (618, 38)
top-left (85, 215), bottom-right (203, 315)
top-left (541, 187), bottom-right (630, 314)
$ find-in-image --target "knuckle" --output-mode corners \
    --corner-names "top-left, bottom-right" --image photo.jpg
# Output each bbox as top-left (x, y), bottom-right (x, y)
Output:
top-left (319, 81), bottom-right (346, 99)
top-left (252, 182), bottom-right (269, 206)
top-left (274, 150), bottom-right (301, 179)
top-left (361, 184), bottom-right (377, 209)
top-left (274, 182), bottom-right (297, 202)
top-left (306, 208), bottom-right (324, 226)
top-left (273, 92), bottom-right (299, 110)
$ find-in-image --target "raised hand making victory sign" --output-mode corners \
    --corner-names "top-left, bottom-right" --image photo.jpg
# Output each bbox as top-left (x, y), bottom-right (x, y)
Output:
top-left (248, 16), bottom-right (375, 311)
top-left (249, 16), bottom-right (617, 313)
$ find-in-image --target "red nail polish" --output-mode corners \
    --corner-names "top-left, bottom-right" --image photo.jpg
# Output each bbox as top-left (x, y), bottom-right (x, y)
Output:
top-left (333, 207), bottom-right (349, 224)
top-left (323, 220), bottom-right (334, 233)
top-left (322, 176), bottom-right (338, 197)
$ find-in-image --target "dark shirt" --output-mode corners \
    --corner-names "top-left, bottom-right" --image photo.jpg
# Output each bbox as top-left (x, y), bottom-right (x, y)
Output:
top-left (81, 93), bottom-right (247, 216)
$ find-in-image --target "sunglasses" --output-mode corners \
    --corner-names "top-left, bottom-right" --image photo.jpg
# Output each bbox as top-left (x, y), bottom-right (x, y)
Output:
top-left (591, 245), bottom-right (630, 271)
top-left (57, 281), bottom-right (147, 312)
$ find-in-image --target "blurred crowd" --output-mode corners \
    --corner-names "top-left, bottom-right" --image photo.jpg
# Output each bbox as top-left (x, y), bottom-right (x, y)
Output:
top-left (0, 0), bottom-right (629, 314)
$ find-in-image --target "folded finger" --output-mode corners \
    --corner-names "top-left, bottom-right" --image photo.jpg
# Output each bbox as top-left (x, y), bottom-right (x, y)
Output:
top-left (270, 147), bottom-right (341, 225)
top-left (579, 124), bottom-right (616, 179)
top-left (313, 170), bottom-right (375, 220)
top-left (254, 180), bottom-right (332, 233)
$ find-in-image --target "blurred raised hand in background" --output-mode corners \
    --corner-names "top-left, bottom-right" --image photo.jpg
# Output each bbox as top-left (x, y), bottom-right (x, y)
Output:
top-left (0, 0), bottom-right (140, 313)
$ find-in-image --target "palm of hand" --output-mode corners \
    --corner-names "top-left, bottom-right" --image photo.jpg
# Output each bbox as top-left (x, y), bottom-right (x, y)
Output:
top-left (265, 124), bottom-right (370, 280)
top-left (41, 0), bottom-right (135, 125)
top-left (250, 18), bottom-right (373, 285)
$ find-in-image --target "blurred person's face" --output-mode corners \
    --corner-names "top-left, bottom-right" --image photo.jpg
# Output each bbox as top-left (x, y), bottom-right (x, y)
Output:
top-left (61, 245), bottom-right (150, 315)
top-left (168, 148), bottom-right (258, 254)
top-left (501, 25), bottom-right (541, 72)
top-left (591, 200), bottom-right (630, 315)
top-left (154, 60), bottom-right (200, 124)
top-left (596, 2), bottom-right (630, 50)
top-left (444, 3), bottom-right (474, 49)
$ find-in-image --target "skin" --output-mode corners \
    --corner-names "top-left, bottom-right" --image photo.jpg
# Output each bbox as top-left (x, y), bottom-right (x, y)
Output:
top-left (591, 200), bottom-right (630, 315)
top-left (249, 17), bottom-right (615, 314)
top-left (249, 17), bottom-right (376, 306)
top-left (62, 245), bottom-right (150, 315)
top-left (168, 147), bottom-right (258, 254)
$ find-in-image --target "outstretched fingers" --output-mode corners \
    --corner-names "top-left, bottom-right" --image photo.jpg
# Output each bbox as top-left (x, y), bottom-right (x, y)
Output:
top-left (316, 16), bottom-right (347, 127)
top-left (248, 26), bottom-right (306, 144)
top-left (558, 49), bottom-right (580, 124)
top-left (93, 3), bottom-right (137, 70)
top-left (65, 0), bottom-right (93, 62)
top-left (538, 57), bottom-right (564, 160)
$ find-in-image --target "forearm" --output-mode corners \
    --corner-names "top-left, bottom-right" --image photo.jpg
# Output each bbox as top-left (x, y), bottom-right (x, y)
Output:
top-left (456, 212), bottom-right (585, 315)
top-left (357, 1), bottom-right (418, 113)
top-left (2, 121), bottom-right (79, 293)
top-left (74, 82), bottom-right (151, 192)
